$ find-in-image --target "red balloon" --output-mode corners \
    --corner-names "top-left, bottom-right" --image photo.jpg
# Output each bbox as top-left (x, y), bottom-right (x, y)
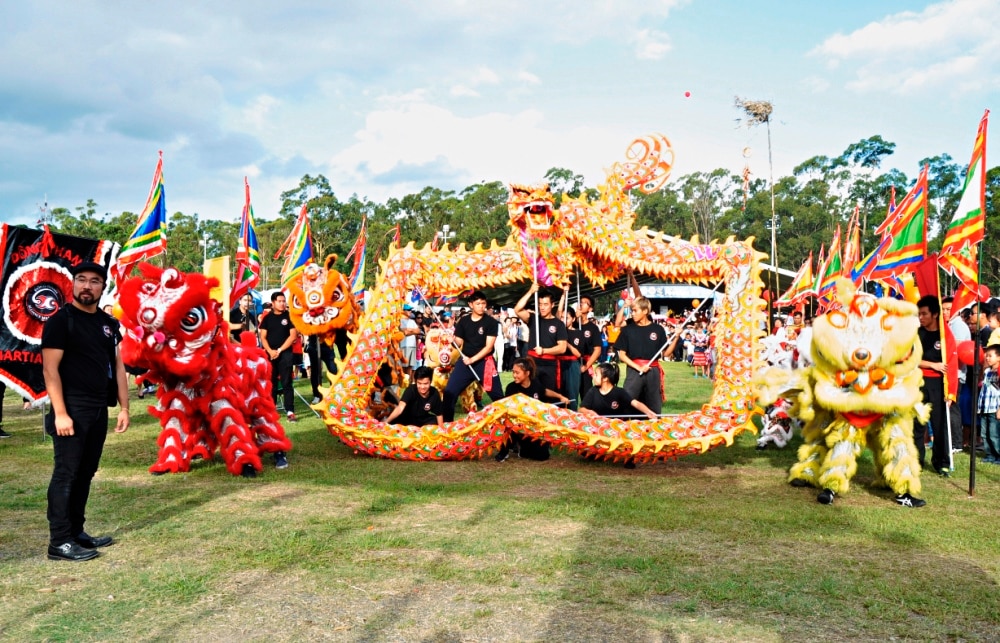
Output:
top-left (684, 91), bottom-right (691, 98)
top-left (957, 340), bottom-right (984, 367)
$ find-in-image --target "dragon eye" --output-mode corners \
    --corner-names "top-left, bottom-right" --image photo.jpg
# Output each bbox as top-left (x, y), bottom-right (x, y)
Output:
top-left (180, 306), bottom-right (207, 332)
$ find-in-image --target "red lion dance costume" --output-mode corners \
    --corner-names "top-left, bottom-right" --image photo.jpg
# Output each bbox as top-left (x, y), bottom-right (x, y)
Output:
top-left (117, 264), bottom-right (291, 476)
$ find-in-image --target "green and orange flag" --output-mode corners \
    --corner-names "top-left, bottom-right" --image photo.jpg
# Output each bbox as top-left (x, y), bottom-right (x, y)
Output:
top-left (938, 109), bottom-right (988, 293)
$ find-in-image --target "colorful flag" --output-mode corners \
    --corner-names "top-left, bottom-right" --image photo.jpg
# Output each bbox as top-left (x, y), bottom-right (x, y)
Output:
top-left (812, 244), bottom-right (826, 295)
top-left (868, 166), bottom-right (929, 280)
top-left (230, 177), bottom-right (261, 303)
top-left (776, 252), bottom-right (813, 307)
top-left (114, 151), bottom-right (167, 283)
top-left (0, 224), bottom-right (118, 402)
top-left (274, 204), bottom-right (313, 287)
top-left (842, 205), bottom-right (861, 277)
top-left (817, 226), bottom-right (843, 299)
top-left (851, 236), bottom-right (889, 285)
top-left (938, 109), bottom-right (989, 293)
top-left (873, 186), bottom-right (898, 239)
top-left (345, 216), bottom-right (367, 299)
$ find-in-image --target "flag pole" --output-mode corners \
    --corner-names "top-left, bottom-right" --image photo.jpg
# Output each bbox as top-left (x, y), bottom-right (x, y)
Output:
top-left (936, 256), bottom-right (955, 471)
top-left (969, 249), bottom-right (983, 497)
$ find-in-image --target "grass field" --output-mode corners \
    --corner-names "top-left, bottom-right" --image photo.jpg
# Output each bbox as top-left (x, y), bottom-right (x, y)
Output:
top-left (1, 362), bottom-right (999, 642)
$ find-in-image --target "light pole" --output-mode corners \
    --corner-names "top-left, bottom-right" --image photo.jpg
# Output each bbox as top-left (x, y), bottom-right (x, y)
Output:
top-left (437, 224), bottom-right (455, 246)
top-left (199, 233), bottom-right (209, 266)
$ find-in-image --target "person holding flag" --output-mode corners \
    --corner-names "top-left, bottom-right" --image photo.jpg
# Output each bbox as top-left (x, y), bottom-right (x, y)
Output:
top-left (914, 295), bottom-right (956, 476)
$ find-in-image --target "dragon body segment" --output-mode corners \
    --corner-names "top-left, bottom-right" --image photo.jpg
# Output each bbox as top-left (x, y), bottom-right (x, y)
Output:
top-left (319, 134), bottom-right (766, 462)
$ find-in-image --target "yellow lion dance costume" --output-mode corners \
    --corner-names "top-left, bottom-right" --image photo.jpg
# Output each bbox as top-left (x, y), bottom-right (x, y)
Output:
top-left (756, 280), bottom-right (929, 507)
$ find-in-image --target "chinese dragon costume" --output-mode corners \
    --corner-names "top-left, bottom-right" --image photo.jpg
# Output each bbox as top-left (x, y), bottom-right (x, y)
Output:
top-left (314, 134), bottom-right (768, 464)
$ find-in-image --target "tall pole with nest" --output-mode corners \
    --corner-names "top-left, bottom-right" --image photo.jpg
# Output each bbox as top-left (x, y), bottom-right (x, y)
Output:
top-left (735, 97), bottom-right (776, 322)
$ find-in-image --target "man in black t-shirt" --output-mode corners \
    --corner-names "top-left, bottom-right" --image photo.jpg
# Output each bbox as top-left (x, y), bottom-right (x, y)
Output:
top-left (442, 291), bottom-right (505, 421)
top-left (385, 366), bottom-right (443, 428)
top-left (577, 295), bottom-right (603, 401)
top-left (915, 295), bottom-right (949, 475)
top-left (228, 293), bottom-right (258, 343)
top-left (259, 291), bottom-right (298, 432)
top-left (563, 307), bottom-right (584, 410)
top-left (42, 261), bottom-right (129, 562)
top-left (615, 297), bottom-right (676, 414)
top-left (514, 284), bottom-right (569, 401)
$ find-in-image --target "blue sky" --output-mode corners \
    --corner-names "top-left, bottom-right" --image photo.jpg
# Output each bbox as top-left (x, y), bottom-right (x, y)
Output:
top-left (1, 0), bottom-right (996, 228)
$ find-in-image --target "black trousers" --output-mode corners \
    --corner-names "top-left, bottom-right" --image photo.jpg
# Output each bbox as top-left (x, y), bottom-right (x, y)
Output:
top-left (307, 337), bottom-right (323, 397)
top-left (442, 359), bottom-right (504, 422)
top-left (271, 350), bottom-right (295, 413)
top-left (46, 404), bottom-right (109, 546)
top-left (914, 376), bottom-right (948, 470)
top-left (579, 368), bottom-right (594, 402)
top-left (534, 359), bottom-right (561, 402)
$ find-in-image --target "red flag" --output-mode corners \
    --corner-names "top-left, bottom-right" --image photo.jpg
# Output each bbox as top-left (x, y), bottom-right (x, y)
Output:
top-left (912, 253), bottom-right (940, 299)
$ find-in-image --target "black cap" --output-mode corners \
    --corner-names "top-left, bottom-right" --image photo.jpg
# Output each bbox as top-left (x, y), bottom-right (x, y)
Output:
top-left (71, 261), bottom-right (107, 282)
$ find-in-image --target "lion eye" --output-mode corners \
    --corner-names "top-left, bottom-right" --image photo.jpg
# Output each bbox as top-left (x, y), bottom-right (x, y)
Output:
top-left (290, 295), bottom-right (302, 309)
top-left (180, 306), bottom-right (207, 332)
top-left (330, 288), bottom-right (344, 303)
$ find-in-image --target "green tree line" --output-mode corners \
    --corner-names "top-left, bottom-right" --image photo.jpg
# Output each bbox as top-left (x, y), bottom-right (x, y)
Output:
top-left (45, 136), bottom-right (1000, 293)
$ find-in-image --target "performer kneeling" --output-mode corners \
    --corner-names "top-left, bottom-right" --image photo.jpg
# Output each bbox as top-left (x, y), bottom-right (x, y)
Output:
top-left (496, 357), bottom-right (569, 462)
top-left (385, 366), bottom-right (444, 429)
top-left (580, 362), bottom-right (657, 468)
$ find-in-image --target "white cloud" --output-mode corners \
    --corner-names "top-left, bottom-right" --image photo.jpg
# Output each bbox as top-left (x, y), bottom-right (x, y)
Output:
top-left (633, 29), bottom-right (672, 60)
top-left (812, 0), bottom-right (1000, 94)
top-left (449, 85), bottom-right (480, 98)
top-left (516, 71), bottom-right (542, 85)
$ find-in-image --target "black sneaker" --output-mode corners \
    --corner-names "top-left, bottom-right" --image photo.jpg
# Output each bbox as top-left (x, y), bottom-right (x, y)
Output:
top-left (47, 541), bottom-right (99, 562)
top-left (894, 493), bottom-right (926, 508)
top-left (789, 478), bottom-right (810, 487)
top-left (936, 467), bottom-right (951, 478)
top-left (241, 463), bottom-right (257, 478)
top-left (274, 452), bottom-right (289, 469)
top-left (495, 446), bottom-right (510, 462)
top-left (0, 427), bottom-right (10, 438)
top-left (817, 489), bottom-right (835, 505)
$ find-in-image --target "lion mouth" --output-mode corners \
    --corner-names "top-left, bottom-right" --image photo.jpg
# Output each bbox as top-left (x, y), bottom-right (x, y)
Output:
top-left (304, 307), bottom-right (340, 325)
top-left (835, 367), bottom-right (893, 394)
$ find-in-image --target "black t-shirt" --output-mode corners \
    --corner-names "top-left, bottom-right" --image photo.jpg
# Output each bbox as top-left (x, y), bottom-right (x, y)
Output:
top-left (525, 314), bottom-right (568, 352)
top-left (580, 321), bottom-right (601, 362)
top-left (581, 386), bottom-right (635, 418)
top-left (919, 326), bottom-right (943, 363)
top-left (505, 378), bottom-right (547, 400)
top-left (399, 385), bottom-right (443, 426)
top-left (454, 314), bottom-right (498, 359)
top-left (615, 322), bottom-right (667, 361)
top-left (41, 304), bottom-right (121, 407)
top-left (567, 327), bottom-right (585, 359)
top-left (229, 307), bottom-right (258, 342)
top-left (259, 309), bottom-right (294, 352)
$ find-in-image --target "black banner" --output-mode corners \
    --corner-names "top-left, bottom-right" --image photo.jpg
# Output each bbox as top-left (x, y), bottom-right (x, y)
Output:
top-left (0, 224), bottom-right (118, 402)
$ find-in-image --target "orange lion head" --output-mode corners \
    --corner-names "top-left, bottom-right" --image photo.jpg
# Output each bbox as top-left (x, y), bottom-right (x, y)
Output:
top-left (286, 254), bottom-right (362, 345)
